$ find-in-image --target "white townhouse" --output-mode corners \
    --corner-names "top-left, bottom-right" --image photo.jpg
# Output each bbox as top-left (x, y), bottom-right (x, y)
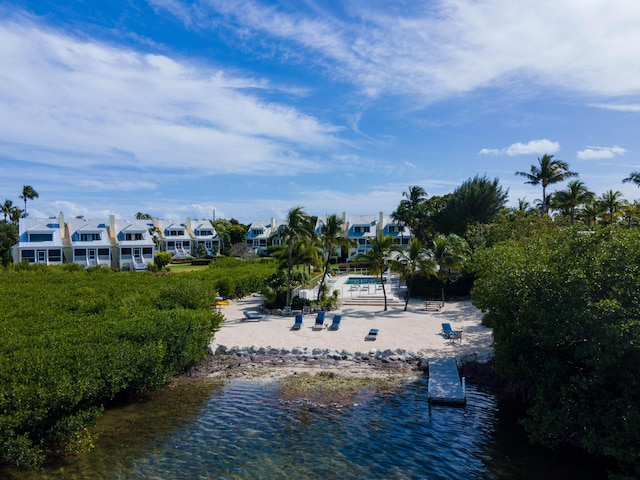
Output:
top-left (345, 212), bottom-right (412, 260)
top-left (346, 214), bottom-right (378, 260)
top-left (152, 219), bottom-right (193, 258)
top-left (379, 214), bottom-right (412, 249)
top-left (189, 219), bottom-right (220, 256)
top-left (246, 218), bottom-right (277, 255)
top-left (67, 217), bottom-right (113, 268)
top-left (13, 214), bottom-right (67, 265)
top-left (111, 216), bottom-right (155, 270)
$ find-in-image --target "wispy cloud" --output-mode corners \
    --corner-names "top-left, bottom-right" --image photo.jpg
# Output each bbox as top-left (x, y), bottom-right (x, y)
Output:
top-left (0, 18), bottom-right (341, 178)
top-left (589, 103), bottom-right (640, 112)
top-left (577, 145), bottom-right (627, 160)
top-left (178, 0), bottom-right (640, 102)
top-left (479, 139), bottom-right (560, 156)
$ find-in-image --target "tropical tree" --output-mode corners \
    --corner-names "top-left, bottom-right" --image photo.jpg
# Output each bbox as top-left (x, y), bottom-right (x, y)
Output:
top-left (622, 171), bottom-right (640, 187)
top-left (390, 238), bottom-right (437, 311)
top-left (392, 186), bottom-right (429, 244)
top-left (597, 190), bottom-right (624, 225)
top-left (432, 175), bottom-right (508, 235)
top-left (355, 232), bottom-right (398, 311)
top-left (316, 214), bottom-right (353, 301)
top-left (621, 200), bottom-right (640, 228)
top-left (515, 154), bottom-right (577, 217)
top-left (2, 199), bottom-right (14, 222)
top-left (281, 206), bottom-right (315, 307)
top-left (431, 234), bottom-right (469, 302)
top-left (135, 212), bottom-right (152, 220)
top-left (578, 201), bottom-right (603, 228)
top-left (19, 185), bottom-right (39, 216)
top-left (551, 180), bottom-right (595, 225)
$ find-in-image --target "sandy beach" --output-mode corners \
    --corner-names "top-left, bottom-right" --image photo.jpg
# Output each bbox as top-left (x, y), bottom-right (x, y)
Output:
top-left (205, 294), bottom-right (493, 379)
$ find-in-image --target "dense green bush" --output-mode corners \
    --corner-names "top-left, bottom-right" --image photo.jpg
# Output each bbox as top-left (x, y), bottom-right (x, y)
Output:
top-left (471, 226), bottom-right (640, 478)
top-left (0, 266), bottom-right (224, 469)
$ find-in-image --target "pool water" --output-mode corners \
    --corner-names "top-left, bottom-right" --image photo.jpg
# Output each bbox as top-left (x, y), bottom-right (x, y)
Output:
top-left (345, 276), bottom-right (382, 285)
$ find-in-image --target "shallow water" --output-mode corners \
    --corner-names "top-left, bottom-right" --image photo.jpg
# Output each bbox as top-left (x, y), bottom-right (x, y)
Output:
top-left (3, 377), bottom-right (608, 479)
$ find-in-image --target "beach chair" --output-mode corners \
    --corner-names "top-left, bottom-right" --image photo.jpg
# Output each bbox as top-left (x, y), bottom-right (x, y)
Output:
top-left (442, 323), bottom-right (462, 342)
top-left (441, 323), bottom-right (455, 338)
top-left (291, 313), bottom-right (303, 330)
top-left (328, 314), bottom-right (342, 330)
top-left (312, 311), bottom-right (326, 330)
top-left (365, 328), bottom-right (379, 341)
top-left (302, 305), bottom-right (311, 315)
top-left (243, 310), bottom-right (264, 321)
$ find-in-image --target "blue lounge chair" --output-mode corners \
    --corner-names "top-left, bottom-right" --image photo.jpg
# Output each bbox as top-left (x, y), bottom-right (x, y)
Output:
top-left (291, 313), bottom-right (303, 330)
top-left (312, 311), bottom-right (326, 330)
top-left (243, 310), bottom-right (264, 321)
top-left (442, 323), bottom-right (455, 338)
top-left (328, 314), bottom-right (342, 330)
top-left (442, 323), bottom-right (462, 342)
top-left (365, 328), bottom-right (379, 341)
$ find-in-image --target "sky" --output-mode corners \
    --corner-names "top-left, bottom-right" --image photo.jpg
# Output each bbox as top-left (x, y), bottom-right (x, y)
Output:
top-left (1, 0), bottom-right (639, 224)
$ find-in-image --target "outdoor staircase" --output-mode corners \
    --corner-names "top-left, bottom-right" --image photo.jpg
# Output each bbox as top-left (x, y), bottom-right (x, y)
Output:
top-left (341, 295), bottom-right (405, 307)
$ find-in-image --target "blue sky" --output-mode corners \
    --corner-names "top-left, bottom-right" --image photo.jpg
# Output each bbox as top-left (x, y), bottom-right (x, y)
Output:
top-left (1, 1), bottom-right (639, 224)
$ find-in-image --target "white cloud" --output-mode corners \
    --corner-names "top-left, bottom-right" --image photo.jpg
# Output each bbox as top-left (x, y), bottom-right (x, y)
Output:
top-left (192, 0), bottom-right (640, 101)
top-left (577, 145), bottom-right (627, 160)
top-left (589, 103), bottom-right (640, 112)
top-left (479, 139), bottom-right (560, 156)
top-left (0, 19), bottom-right (341, 177)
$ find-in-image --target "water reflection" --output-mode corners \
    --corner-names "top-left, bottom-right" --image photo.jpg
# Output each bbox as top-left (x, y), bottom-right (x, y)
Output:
top-left (1, 377), bottom-right (608, 479)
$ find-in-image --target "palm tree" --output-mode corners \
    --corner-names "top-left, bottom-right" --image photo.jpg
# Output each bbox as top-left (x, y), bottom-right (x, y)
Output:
top-left (316, 214), bottom-right (353, 301)
top-left (391, 238), bottom-right (437, 311)
top-left (392, 186), bottom-right (429, 244)
top-left (431, 234), bottom-right (469, 302)
top-left (356, 232), bottom-right (398, 311)
top-left (622, 171), bottom-right (640, 187)
top-left (597, 190), bottom-right (624, 225)
top-left (515, 154), bottom-right (577, 217)
top-left (2, 199), bottom-right (14, 222)
top-left (551, 180), bottom-right (595, 225)
top-left (281, 206), bottom-right (315, 307)
top-left (19, 185), bottom-right (39, 216)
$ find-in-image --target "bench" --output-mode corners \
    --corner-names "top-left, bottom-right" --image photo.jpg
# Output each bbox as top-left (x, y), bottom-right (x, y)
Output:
top-left (425, 301), bottom-right (444, 311)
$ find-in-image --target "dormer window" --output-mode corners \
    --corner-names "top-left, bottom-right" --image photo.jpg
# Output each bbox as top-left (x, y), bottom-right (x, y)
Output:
top-left (168, 229), bottom-right (184, 236)
top-left (80, 233), bottom-right (101, 241)
top-left (125, 233), bottom-right (144, 241)
top-left (29, 233), bottom-right (53, 242)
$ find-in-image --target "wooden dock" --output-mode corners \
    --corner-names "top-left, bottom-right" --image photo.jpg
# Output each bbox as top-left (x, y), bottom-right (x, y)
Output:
top-left (428, 358), bottom-right (466, 406)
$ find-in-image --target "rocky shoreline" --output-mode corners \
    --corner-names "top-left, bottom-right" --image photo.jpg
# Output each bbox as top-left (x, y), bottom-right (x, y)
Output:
top-left (185, 344), bottom-right (495, 383)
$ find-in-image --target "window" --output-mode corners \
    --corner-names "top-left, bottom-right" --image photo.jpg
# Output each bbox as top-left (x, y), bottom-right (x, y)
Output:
top-left (354, 226), bottom-right (361, 233)
top-left (21, 250), bottom-right (35, 262)
top-left (80, 233), bottom-right (101, 241)
top-left (74, 248), bottom-right (87, 258)
top-left (168, 229), bottom-right (184, 236)
top-left (122, 248), bottom-right (132, 256)
top-left (125, 233), bottom-right (143, 241)
top-left (252, 229), bottom-right (263, 236)
top-left (29, 233), bottom-right (53, 242)
top-left (364, 226), bottom-right (370, 233)
top-left (98, 248), bottom-right (109, 257)
top-left (168, 241), bottom-right (175, 249)
top-left (143, 247), bottom-right (152, 255)
top-left (49, 250), bottom-right (62, 262)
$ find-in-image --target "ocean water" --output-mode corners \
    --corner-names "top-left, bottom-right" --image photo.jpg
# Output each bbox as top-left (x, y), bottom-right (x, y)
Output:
top-left (2, 377), bottom-right (608, 479)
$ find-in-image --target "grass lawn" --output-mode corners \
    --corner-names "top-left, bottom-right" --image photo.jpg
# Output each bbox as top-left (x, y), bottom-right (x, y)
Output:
top-left (167, 263), bottom-right (210, 273)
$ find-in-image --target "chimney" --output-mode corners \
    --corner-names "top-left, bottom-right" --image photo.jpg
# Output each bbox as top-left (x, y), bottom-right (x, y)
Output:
top-left (378, 211), bottom-right (384, 234)
top-left (271, 217), bottom-right (276, 234)
top-left (58, 212), bottom-right (65, 240)
top-left (109, 214), bottom-right (117, 241)
top-left (342, 211), bottom-right (347, 233)
top-left (185, 217), bottom-right (195, 238)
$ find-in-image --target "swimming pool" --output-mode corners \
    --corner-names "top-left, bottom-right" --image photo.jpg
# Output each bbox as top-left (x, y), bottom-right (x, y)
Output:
top-left (344, 276), bottom-right (382, 285)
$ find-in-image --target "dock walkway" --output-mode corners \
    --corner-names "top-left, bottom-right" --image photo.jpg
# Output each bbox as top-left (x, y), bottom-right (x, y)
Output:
top-left (428, 358), bottom-right (466, 406)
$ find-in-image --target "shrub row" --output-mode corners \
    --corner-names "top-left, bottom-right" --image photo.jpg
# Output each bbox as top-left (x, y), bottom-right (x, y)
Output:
top-left (0, 266), bottom-right (225, 469)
